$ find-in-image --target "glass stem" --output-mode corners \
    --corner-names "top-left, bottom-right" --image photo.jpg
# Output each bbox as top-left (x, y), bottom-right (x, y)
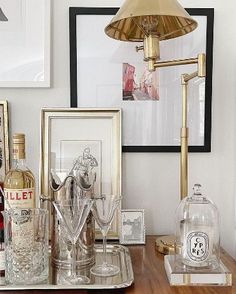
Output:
top-left (71, 242), bottom-right (77, 276)
top-left (103, 233), bottom-right (107, 265)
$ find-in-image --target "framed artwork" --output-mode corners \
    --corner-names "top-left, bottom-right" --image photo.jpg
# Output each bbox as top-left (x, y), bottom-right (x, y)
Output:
top-left (0, 0), bottom-right (51, 87)
top-left (120, 209), bottom-right (145, 245)
top-left (69, 7), bottom-right (214, 152)
top-left (0, 101), bottom-right (9, 181)
top-left (40, 108), bottom-right (121, 238)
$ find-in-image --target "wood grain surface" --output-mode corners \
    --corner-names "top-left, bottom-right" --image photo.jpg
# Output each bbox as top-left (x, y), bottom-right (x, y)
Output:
top-left (1, 236), bottom-right (235, 294)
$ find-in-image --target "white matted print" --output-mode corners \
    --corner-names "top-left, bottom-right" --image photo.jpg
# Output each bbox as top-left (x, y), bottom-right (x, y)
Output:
top-left (75, 13), bottom-right (205, 147)
top-left (0, 0), bottom-right (50, 87)
top-left (120, 209), bottom-right (145, 245)
top-left (70, 8), bottom-right (213, 152)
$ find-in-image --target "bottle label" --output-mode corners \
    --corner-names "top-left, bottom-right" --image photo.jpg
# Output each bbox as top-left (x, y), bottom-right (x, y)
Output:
top-left (4, 189), bottom-right (34, 209)
top-left (187, 232), bottom-right (209, 262)
top-left (13, 144), bottom-right (25, 160)
top-left (0, 250), bottom-right (5, 270)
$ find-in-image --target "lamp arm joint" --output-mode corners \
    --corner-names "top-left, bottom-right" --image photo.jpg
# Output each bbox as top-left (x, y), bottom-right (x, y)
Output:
top-left (153, 57), bottom-right (198, 70)
top-left (181, 71), bottom-right (198, 84)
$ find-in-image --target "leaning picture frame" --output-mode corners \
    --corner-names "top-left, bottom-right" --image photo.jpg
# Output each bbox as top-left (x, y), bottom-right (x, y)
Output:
top-left (120, 209), bottom-right (145, 245)
top-left (40, 108), bottom-right (121, 238)
top-left (69, 7), bottom-right (214, 152)
top-left (0, 0), bottom-right (51, 87)
top-left (0, 100), bottom-right (9, 181)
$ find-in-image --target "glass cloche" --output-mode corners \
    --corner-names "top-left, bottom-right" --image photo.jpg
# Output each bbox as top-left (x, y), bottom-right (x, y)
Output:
top-left (175, 184), bottom-right (220, 270)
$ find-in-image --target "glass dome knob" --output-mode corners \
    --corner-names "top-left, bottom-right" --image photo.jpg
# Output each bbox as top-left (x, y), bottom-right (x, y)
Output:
top-left (193, 183), bottom-right (202, 195)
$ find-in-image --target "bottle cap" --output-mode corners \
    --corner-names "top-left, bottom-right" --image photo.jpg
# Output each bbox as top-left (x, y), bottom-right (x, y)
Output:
top-left (13, 133), bottom-right (25, 145)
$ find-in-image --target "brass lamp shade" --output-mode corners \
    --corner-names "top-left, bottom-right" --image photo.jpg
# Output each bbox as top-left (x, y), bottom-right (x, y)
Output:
top-left (105, 0), bottom-right (197, 42)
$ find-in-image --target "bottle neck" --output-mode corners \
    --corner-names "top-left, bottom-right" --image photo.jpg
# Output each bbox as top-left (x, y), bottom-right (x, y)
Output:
top-left (13, 158), bottom-right (27, 167)
top-left (12, 143), bottom-right (27, 170)
top-left (12, 158), bottom-right (29, 172)
top-left (13, 142), bottom-right (26, 161)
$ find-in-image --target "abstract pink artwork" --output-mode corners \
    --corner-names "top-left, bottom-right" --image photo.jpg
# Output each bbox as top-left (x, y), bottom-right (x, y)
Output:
top-left (123, 63), bottom-right (160, 101)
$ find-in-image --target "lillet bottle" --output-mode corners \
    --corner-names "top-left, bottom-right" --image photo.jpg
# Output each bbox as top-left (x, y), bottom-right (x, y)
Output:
top-left (4, 133), bottom-right (35, 209)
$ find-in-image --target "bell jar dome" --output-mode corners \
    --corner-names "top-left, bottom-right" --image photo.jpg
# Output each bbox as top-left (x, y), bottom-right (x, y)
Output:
top-left (175, 184), bottom-right (220, 270)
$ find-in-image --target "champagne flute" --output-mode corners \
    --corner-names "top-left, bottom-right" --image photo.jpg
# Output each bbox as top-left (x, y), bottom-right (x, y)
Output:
top-left (52, 197), bottom-right (93, 284)
top-left (90, 195), bottom-right (121, 277)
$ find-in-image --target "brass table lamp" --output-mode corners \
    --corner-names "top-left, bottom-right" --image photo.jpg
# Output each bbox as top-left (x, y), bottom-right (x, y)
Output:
top-left (105, 0), bottom-right (206, 254)
top-left (154, 55), bottom-right (205, 254)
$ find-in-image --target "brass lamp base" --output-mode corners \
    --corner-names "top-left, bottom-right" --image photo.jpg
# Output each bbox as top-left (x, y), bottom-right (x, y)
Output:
top-left (155, 235), bottom-right (176, 255)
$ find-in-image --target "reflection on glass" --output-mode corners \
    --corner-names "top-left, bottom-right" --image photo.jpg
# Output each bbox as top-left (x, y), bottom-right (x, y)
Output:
top-left (91, 195), bottom-right (121, 277)
top-left (53, 198), bottom-right (93, 284)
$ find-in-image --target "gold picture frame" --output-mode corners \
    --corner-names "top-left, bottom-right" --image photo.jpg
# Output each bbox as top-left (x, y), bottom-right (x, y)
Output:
top-left (40, 108), bottom-right (121, 238)
top-left (0, 101), bottom-right (9, 181)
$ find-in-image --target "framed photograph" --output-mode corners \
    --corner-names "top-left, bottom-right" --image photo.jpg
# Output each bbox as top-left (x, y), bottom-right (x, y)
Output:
top-left (69, 7), bottom-right (214, 152)
top-left (0, 0), bottom-right (51, 87)
top-left (120, 209), bottom-right (145, 245)
top-left (40, 108), bottom-right (121, 238)
top-left (0, 101), bottom-right (9, 180)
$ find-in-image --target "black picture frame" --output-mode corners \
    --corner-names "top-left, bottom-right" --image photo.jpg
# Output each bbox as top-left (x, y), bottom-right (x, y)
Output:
top-left (69, 7), bottom-right (214, 153)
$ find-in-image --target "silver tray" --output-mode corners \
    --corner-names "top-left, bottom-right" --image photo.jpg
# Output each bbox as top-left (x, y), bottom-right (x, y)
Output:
top-left (0, 244), bottom-right (134, 290)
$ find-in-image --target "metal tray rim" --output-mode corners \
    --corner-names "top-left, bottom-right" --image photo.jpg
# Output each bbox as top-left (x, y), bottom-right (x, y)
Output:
top-left (0, 244), bottom-right (134, 290)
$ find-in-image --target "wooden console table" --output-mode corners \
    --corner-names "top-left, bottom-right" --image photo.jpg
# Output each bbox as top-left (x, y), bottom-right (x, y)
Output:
top-left (1, 236), bottom-right (235, 293)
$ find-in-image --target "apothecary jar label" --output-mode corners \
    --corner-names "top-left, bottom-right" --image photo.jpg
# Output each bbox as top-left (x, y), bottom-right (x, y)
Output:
top-left (187, 232), bottom-right (209, 262)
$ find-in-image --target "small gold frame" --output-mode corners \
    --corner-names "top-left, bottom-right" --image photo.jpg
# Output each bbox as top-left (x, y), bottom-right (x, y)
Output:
top-left (39, 108), bottom-right (122, 238)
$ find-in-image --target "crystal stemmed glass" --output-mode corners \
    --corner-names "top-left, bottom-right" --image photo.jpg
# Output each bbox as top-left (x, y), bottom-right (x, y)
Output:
top-left (52, 197), bottom-right (93, 284)
top-left (90, 195), bottom-right (121, 277)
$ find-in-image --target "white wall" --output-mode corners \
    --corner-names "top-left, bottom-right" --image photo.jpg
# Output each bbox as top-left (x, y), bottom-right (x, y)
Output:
top-left (1, 0), bottom-right (236, 258)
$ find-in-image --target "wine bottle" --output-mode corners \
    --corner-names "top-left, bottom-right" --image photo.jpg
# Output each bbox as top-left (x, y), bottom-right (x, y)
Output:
top-left (4, 134), bottom-right (35, 209)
